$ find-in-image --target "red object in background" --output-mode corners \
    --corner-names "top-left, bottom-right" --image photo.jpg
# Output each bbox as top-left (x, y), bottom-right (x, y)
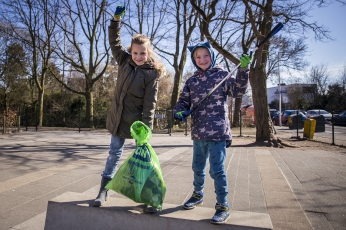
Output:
top-left (241, 105), bottom-right (256, 124)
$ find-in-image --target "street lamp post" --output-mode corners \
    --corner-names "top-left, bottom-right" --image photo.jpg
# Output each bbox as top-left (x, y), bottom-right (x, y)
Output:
top-left (278, 54), bottom-right (282, 127)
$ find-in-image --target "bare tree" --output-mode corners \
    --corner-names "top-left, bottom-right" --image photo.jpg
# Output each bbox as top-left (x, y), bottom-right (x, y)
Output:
top-left (285, 84), bottom-right (310, 110)
top-left (191, 0), bottom-right (345, 145)
top-left (0, 43), bottom-right (28, 114)
top-left (267, 36), bottom-right (309, 86)
top-left (166, 1), bottom-right (200, 109)
top-left (50, 0), bottom-right (110, 128)
top-left (338, 63), bottom-right (346, 92)
top-left (305, 64), bottom-right (330, 96)
top-left (189, 0), bottom-right (254, 127)
top-left (119, 0), bottom-right (200, 109)
top-left (0, 0), bottom-right (59, 126)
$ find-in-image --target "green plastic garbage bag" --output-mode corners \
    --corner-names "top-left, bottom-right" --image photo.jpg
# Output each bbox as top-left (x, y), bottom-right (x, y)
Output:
top-left (105, 121), bottom-right (166, 210)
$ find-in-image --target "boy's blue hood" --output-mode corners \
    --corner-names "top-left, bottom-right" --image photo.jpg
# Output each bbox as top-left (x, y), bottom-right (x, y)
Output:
top-left (188, 41), bottom-right (216, 71)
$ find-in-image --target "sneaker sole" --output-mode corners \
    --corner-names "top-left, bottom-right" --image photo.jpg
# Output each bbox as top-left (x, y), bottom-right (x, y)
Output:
top-left (144, 208), bottom-right (158, 213)
top-left (183, 202), bottom-right (203, 210)
top-left (93, 197), bottom-right (108, 207)
top-left (210, 215), bottom-right (230, 224)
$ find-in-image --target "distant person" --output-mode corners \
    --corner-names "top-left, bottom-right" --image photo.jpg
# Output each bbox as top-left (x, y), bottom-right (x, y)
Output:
top-left (93, 5), bottom-right (165, 213)
top-left (173, 41), bottom-right (251, 224)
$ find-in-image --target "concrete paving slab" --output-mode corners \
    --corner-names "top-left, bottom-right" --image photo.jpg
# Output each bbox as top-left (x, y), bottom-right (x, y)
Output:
top-left (256, 149), bottom-right (313, 230)
top-left (44, 192), bottom-right (273, 230)
top-left (1, 130), bottom-right (346, 230)
top-left (9, 212), bottom-right (47, 230)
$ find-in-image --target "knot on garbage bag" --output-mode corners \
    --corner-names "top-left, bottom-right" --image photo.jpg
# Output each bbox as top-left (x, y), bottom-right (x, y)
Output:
top-left (130, 121), bottom-right (152, 145)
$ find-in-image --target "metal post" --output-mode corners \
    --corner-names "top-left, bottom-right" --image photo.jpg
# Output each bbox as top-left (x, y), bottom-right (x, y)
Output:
top-left (278, 54), bottom-right (282, 127)
top-left (17, 107), bottom-right (21, 132)
top-left (332, 111), bottom-right (335, 145)
top-left (35, 104), bottom-right (38, 131)
top-left (2, 114), bottom-right (5, 134)
top-left (185, 120), bottom-right (188, 136)
top-left (78, 106), bottom-right (81, 133)
top-left (167, 110), bottom-right (172, 136)
top-left (25, 106), bottom-right (28, 131)
top-left (296, 110), bottom-right (299, 138)
top-left (17, 116), bottom-right (21, 132)
top-left (239, 110), bottom-right (243, 137)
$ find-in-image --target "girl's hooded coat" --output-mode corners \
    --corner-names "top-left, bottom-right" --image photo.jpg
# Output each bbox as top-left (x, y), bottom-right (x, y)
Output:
top-left (106, 20), bottom-right (159, 138)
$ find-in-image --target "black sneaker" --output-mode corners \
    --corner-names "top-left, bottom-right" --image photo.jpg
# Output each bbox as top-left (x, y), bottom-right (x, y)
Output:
top-left (210, 203), bottom-right (230, 224)
top-left (183, 191), bottom-right (203, 210)
top-left (144, 205), bottom-right (158, 213)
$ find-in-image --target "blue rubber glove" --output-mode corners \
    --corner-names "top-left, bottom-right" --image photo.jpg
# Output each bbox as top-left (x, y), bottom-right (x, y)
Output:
top-left (114, 5), bottom-right (126, 20)
top-left (239, 52), bottom-right (253, 68)
top-left (174, 110), bottom-right (192, 122)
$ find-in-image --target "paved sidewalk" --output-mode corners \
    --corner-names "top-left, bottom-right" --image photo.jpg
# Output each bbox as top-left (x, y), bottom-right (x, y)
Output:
top-left (0, 130), bottom-right (345, 230)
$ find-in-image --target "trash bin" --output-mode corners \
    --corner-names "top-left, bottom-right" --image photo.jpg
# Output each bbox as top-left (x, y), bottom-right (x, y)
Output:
top-left (311, 115), bottom-right (325, 132)
top-left (288, 114), bottom-right (304, 129)
top-left (304, 119), bottom-right (316, 139)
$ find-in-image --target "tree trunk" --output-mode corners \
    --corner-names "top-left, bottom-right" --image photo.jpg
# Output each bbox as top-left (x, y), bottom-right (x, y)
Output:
top-left (38, 89), bottom-right (44, 127)
top-left (171, 71), bottom-right (183, 109)
top-left (232, 97), bottom-right (242, 127)
top-left (250, 67), bottom-right (274, 142)
top-left (85, 90), bottom-right (94, 128)
top-left (228, 98), bottom-right (233, 125)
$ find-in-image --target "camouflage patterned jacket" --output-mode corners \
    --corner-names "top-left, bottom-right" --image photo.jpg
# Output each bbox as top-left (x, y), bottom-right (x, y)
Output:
top-left (174, 65), bottom-right (249, 141)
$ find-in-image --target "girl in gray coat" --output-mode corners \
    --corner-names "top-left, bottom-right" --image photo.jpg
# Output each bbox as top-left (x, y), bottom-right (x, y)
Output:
top-left (93, 6), bottom-right (165, 213)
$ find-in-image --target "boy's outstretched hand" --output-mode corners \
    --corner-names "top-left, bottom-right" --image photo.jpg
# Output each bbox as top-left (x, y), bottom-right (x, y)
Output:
top-left (174, 110), bottom-right (192, 122)
top-left (239, 53), bottom-right (253, 68)
top-left (114, 5), bottom-right (126, 20)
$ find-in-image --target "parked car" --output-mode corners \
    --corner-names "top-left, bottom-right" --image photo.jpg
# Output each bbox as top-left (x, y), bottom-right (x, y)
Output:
top-left (272, 110), bottom-right (306, 126)
top-left (288, 113), bottom-right (306, 129)
top-left (298, 109), bottom-right (307, 115)
top-left (305, 109), bottom-right (332, 122)
top-left (333, 110), bottom-right (346, 125)
top-left (269, 109), bottom-right (279, 120)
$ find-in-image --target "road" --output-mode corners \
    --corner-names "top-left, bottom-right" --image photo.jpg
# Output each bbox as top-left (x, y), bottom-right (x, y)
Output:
top-left (274, 123), bottom-right (346, 146)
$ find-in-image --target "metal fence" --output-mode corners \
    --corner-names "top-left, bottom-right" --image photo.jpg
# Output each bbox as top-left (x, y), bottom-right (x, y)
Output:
top-left (1, 108), bottom-right (345, 147)
top-left (0, 108), bottom-right (191, 135)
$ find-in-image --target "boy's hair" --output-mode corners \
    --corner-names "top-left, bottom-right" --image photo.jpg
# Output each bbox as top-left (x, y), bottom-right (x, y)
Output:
top-left (192, 47), bottom-right (210, 60)
top-left (127, 34), bottom-right (165, 77)
top-left (187, 41), bottom-right (216, 70)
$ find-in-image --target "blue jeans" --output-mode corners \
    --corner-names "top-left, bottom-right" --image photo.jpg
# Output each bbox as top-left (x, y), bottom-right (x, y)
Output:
top-left (192, 140), bottom-right (229, 204)
top-left (101, 135), bottom-right (125, 179)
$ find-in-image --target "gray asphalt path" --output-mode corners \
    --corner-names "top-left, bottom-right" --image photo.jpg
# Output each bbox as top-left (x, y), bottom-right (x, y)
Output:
top-left (0, 130), bottom-right (345, 230)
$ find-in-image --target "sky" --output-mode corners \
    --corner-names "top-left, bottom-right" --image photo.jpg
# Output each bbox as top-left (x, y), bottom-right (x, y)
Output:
top-left (290, 2), bottom-right (346, 81)
top-left (165, 2), bottom-right (346, 88)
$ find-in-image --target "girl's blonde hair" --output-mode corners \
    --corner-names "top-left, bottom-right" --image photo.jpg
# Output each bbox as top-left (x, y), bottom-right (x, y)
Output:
top-left (127, 34), bottom-right (165, 77)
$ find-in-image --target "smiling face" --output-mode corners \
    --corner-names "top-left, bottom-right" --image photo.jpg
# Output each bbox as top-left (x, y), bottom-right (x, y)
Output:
top-left (131, 43), bottom-right (149, 66)
top-left (193, 47), bottom-right (211, 71)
